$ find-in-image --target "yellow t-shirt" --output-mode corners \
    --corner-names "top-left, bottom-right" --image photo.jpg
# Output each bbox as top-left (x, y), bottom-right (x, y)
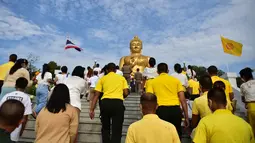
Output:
top-left (146, 73), bottom-right (184, 106)
top-left (188, 79), bottom-right (200, 95)
top-left (126, 114), bottom-right (180, 143)
top-left (211, 76), bottom-right (233, 100)
top-left (182, 71), bottom-right (187, 75)
top-left (95, 72), bottom-right (128, 100)
top-left (0, 62), bottom-right (14, 80)
top-left (211, 76), bottom-right (233, 111)
top-left (145, 78), bottom-right (153, 92)
top-left (192, 92), bottom-right (212, 118)
top-left (193, 109), bottom-right (254, 143)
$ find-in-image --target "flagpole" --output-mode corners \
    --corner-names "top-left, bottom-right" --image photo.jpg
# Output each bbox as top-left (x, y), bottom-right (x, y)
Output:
top-left (66, 33), bottom-right (70, 40)
top-left (226, 62), bottom-right (230, 72)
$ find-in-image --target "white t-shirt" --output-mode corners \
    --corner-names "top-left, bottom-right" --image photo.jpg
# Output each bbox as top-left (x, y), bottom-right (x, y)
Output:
top-left (0, 91), bottom-right (32, 141)
top-left (116, 70), bottom-right (123, 76)
top-left (55, 73), bottom-right (68, 84)
top-left (64, 76), bottom-right (86, 110)
top-left (93, 67), bottom-right (101, 73)
top-left (187, 69), bottom-right (196, 78)
top-left (88, 75), bottom-right (99, 88)
top-left (99, 73), bottom-right (105, 78)
top-left (240, 80), bottom-right (255, 102)
top-left (143, 67), bottom-right (158, 79)
top-left (36, 72), bottom-right (52, 85)
top-left (171, 72), bottom-right (189, 88)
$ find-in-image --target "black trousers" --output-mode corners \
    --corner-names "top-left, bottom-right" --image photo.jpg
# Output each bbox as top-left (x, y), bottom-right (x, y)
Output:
top-left (0, 80), bottom-right (3, 94)
top-left (190, 94), bottom-right (200, 101)
top-left (100, 99), bottom-right (125, 143)
top-left (156, 106), bottom-right (182, 138)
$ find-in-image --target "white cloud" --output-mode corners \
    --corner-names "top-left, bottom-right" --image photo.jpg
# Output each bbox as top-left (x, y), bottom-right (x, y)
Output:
top-left (140, 0), bottom-right (255, 69)
top-left (0, 0), bottom-right (255, 72)
top-left (90, 29), bottom-right (118, 41)
top-left (0, 6), bottom-right (43, 40)
top-left (0, 6), bottom-right (118, 71)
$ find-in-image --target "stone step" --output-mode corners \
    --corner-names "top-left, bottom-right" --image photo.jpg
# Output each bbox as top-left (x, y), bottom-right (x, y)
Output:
top-left (81, 97), bottom-right (140, 102)
top-left (25, 120), bottom-right (130, 134)
top-left (21, 128), bottom-right (126, 143)
top-left (26, 117), bottom-right (137, 128)
top-left (21, 93), bottom-right (140, 143)
top-left (80, 109), bottom-right (141, 115)
top-left (81, 106), bottom-right (140, 111)
top-left (80, 102), bottom-right (140, 107)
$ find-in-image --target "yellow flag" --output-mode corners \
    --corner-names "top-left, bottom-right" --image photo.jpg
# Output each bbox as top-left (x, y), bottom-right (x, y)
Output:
top-left (221, 36), bottom-right (243, 56)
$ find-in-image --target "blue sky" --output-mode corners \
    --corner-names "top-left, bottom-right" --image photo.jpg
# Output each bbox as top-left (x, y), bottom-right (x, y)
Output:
top-left (0, 0), bottom-right (254, 73)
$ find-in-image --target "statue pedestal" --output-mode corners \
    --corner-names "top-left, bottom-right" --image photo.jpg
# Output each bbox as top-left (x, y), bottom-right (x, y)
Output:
top-left (221, 72), bottom-right (246, 118)
top-left (221, 72), bottom-right (238, 88)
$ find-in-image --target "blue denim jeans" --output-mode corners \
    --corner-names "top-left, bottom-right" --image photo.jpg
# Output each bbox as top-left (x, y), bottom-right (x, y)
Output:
top-left (0, 87), bottom-right (16, 101)
top-left (35, 84), bottom-right (49, 114)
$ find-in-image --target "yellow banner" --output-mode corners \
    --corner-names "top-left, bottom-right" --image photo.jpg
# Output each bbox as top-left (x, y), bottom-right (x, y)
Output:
top-left (221, 36), bottom-right (243, 57)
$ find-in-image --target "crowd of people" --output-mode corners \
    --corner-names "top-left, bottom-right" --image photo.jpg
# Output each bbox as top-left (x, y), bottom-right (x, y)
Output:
top-left (0, 54), bottom-right (254, 143)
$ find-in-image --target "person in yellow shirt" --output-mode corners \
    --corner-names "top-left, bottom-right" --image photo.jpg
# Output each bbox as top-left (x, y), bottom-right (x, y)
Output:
top-left (146, 63), bottom-right (189, 138)
top-left (193, 88), bottom-right (254, 143)
top-left (0, 54), bottom-right (17, 94)
top-left (192, 75), bottom-right (212, 128)
top-left (90, 63), bottom-right (129, 143)
top-left (188, 77), bottom-right (200, 100)
top-left (126, 93), bottom-right (180, 143)
top-left (208, 65), bottom-right (234, 111)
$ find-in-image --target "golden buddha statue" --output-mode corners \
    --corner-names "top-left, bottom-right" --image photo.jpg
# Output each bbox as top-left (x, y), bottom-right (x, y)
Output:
top-left (119, 36), bottom-right (150, 76)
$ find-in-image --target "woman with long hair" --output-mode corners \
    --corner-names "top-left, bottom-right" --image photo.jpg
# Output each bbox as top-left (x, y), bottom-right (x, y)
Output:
top-left (239, 67), bottom-right (255, 136)
top-left (84, 68), bottom-right (93, 101)
top-left (187, 65), bottom-right (196, 79)
top-left (33, 64), bottom-right (52, 117)
top-left (35, 84), bottom-right (79, 143)
top-left (0, 59), bottom-right (31, 100)
top-left (86, 68), bottom-right (93, 79)
top-left (64, 66), bottom-right (86, 142)
top-left (65, 66), bottom-right (86, 112)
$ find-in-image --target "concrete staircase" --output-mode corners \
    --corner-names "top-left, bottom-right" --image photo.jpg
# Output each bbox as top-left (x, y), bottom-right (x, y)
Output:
top-left (19, 93), bottom-right (141, 143)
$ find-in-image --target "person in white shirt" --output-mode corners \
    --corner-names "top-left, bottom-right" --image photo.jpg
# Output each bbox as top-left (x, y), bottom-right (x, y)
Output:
top-left (98, 65), bottom-right (108, 78)
top-left (171, 63), bottom-right (189, 88)
top-left (187, 65), bottom-right (196, 79)
top-left (0, 77), bottom-right (32, 142)
top-left (142, 57), bottom-right (158, 91)
top-left (116, 66), bottom-right (123, 76)
top-left (34, 64), bottom-right (52, 117)
top-left (54, 66), bottom-right (69, 84)
top-left (239, 67), bottom-right (255, 134)
top-left (93, 64), bottom-right (101, 74)
top-left (87, 71), bottom-right (99, 103)
top-left (64, 66), bottom-right (86, 112)
top-left (143, 58), bottom-right (158, 79)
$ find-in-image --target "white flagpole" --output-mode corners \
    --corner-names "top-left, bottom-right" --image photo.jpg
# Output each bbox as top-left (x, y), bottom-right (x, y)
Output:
top-left (66, 33), bottom-right (69, 40)
top-left (226, 62), bottom-right (230, 72)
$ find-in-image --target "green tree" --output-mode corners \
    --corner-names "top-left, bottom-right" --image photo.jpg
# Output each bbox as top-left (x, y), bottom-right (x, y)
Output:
top-left (48, 61), bottom-right (61, 77)
top-left (191, 65), bottom-right (225, 81)
top-left (27, 53), bottom-right (39, 73)
top-left (191, 65), bottom-right (207, 81)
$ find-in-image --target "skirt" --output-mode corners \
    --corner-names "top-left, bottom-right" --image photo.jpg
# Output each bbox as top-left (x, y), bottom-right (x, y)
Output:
top-left (0, 87), bottom-right (16, 100)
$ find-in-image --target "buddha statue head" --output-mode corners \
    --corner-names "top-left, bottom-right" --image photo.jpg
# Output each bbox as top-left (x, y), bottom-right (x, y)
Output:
top-left (130, 36), bottom-right (142, 54)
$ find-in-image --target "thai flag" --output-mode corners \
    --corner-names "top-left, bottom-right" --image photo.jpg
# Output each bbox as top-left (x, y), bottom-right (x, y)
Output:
top-left (64, 39), bottom-right (82, 52)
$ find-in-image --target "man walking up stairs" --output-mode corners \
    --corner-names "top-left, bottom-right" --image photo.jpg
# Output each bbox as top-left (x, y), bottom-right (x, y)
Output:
top-left (19, 93), bottom-right (141, 142)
